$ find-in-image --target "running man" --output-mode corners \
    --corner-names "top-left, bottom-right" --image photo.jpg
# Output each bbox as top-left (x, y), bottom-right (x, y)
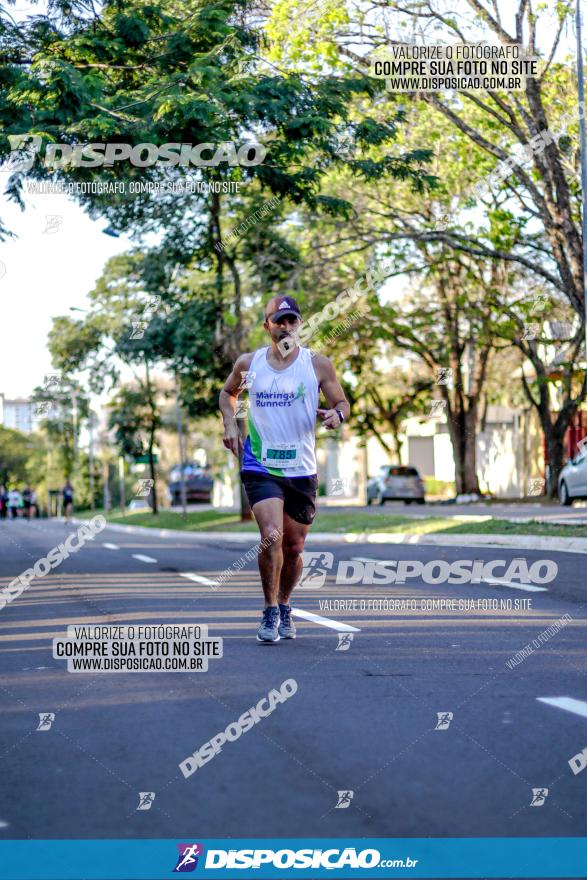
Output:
top-left (219, 295), bottom-right (350, 643)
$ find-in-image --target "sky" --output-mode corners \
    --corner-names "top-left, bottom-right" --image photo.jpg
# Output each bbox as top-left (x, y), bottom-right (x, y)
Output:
top-left (0, 189), bottom-right (131, 399)
top-left (0, 0), bottom-right (131, 402)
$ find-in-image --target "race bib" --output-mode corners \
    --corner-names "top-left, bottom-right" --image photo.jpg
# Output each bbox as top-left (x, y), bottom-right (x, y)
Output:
top-left (261, 441), bottom-right (302, 469)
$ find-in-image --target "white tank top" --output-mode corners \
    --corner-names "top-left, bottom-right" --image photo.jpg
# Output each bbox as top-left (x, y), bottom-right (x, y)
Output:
top-left (241, 345), bottom-right (319, 477)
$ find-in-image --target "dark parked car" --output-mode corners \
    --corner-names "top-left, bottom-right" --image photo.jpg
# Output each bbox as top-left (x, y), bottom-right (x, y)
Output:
top-left (367, 465), bottom-right (426, 505)
top-left (168, 463), bottom-right (213, 504)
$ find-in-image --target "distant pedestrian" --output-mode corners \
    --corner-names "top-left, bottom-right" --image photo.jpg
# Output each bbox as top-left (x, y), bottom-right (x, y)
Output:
top-left (22, 486), bottom-right (34, 521)
top-left (0, 485), bottom-right (7, 519)
top-left (7, 488), bottom-right (22, 519)
top-left (62, 479), bottom-right (74, 523)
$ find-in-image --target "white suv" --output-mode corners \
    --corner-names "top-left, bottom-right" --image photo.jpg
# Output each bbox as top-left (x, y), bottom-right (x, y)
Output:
top-left (367, 465), bottom-right (426, 505)
top-left (559, 452), bottom-right (587, 505)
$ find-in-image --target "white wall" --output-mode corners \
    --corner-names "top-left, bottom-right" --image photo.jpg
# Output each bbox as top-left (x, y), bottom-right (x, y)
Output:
top-left (433, 434), bottom-right (455, 481)
top-left (476, 426), bottom-right (520, 498)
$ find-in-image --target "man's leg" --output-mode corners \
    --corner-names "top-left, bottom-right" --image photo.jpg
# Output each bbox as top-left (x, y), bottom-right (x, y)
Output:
top-left (277, 512), bottom-right (309, 605)
top-left (276, 513), bottom-right (310, 640)
top-left (250, 497), bottom-right (284, 607)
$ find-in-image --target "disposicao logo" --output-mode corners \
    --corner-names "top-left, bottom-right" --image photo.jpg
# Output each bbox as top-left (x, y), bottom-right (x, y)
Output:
top-left (173, 843), bottom-right (204, 872)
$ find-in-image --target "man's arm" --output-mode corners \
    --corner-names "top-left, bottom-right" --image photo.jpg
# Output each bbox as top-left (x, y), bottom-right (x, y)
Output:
top-left (219, 352), bottom-right (254, 456)
top-left (313, 354), bottom-right (350, 430)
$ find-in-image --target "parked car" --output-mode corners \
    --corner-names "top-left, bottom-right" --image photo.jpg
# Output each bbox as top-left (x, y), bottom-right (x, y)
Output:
top-left (168, 463), bottom-right (213, 504)
top-left (559, 451), bottom-right (587, 505)
top-left (367, 465), bottom-right (426, 505)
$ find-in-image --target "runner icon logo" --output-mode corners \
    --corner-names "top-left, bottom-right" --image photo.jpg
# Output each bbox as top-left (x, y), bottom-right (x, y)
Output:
top-left (336, 633), bottom-right (354, 651)
top-left (335, 790), bottom-right (354, 808)
top-left (435, 712), bottom-right (453, 730)
top-left (36, 712), bottom-right (55, 731)
top-left (329, 477), bottom-right (351, 496)
top-left (239, 370), bottom-right (256, 389)
top-left (530, 788), bottom-right (548, 806)
top-left (43, 214), bottom-right (62, 235)
top-left (436, 367), bottom-right (453, 385)
top-left (297, 552), bottom-right (334, 588)
top-left (173, 843), bottom-right (204, 872)
top-left (130, 321), bottom-right (148, 339)
top-left (136, 792), bottom-right (155, 811)
top-left (234, 399), bottom-right (249, 420)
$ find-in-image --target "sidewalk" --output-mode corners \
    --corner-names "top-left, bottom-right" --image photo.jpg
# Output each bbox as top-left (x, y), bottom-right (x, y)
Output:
top-left (83, 520), bottom-right (587, 555)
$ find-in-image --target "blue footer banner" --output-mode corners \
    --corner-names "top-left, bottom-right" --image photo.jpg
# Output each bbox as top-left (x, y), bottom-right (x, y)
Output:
top-left (0, 838), bottom-right (586, 879)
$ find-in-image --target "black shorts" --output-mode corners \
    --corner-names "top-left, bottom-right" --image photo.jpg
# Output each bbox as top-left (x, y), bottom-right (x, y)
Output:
top-left (240, 471), bottom-right (318, 526)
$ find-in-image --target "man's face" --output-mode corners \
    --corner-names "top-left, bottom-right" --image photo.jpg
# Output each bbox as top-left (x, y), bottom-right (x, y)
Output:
top-left (263, 311), bottom-right (302, 349)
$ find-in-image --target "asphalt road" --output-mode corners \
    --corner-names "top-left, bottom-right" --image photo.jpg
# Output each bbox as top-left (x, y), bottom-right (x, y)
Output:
top-left (1, 517), bottom-right (586, 843)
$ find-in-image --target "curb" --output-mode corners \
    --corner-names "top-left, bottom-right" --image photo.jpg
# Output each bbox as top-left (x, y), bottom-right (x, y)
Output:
top-left (76, 520), bottom-right (587, 555)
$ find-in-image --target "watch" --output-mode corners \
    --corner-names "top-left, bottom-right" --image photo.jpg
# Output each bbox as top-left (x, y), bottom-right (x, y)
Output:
top-left (336, 409), bottom-right (345, 424)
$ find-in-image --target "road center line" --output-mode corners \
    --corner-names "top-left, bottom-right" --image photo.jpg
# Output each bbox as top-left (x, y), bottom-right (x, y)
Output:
top-left (132, 554), bottom-right (157, 563)
top-left (291, 608), bottom-right (360, 632)
top-left (180, 572), bottom-right (218, 587)
top-left (103, 543), bottom-right (120, 550)
top-left (537, 697), bottom-right (587, 719)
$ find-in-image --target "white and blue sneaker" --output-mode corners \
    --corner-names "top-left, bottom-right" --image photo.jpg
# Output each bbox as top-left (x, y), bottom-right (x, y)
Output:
top-left (278, 603), bottom-right (296, 639)
top-left (256, 606), bottom-right (280, 643)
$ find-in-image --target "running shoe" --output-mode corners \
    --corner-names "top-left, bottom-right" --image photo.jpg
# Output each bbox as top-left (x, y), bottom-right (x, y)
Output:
top-left (256, 606), bottom-right (280, 643)
top-left (278, 603), bottom-right (296, 639)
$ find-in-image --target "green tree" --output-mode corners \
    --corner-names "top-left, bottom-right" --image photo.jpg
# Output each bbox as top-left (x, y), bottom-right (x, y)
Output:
top-left (0, 425), bottom-right (33, 485)
top-left (108, 381), bottom-right (163, 514)
top-left (268, 0), bottom-right (585, 495)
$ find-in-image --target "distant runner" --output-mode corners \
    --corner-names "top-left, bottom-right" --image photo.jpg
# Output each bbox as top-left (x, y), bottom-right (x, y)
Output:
top-left (62, 479), bottom-right (74, 523)
top-left (7, 487), bottom-right (22, 519)
top-left (220, 295), bottom-right (350, 643)
top-left (22, 486), bottom-right (34, 521)
top-left (0, 485), bottom-right (7, 519)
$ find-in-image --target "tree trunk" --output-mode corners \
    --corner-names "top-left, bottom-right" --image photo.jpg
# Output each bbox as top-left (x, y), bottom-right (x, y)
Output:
top-left (544, 427), bottom-right (565, 499)
top-left (144, 356), bottom-right (158, 515)
top-left (148, 429), bottom-right (158, 515)
top-left (463, 405), bottom-right (480, 494)
top-left (390, 425), bottom-right (403, 463)
top-left (449, 425), bottom-right (466, 494)
top-left (518, 349), bottom-right (585, 500)
top-left (446, 404), bottom-right (480, 495)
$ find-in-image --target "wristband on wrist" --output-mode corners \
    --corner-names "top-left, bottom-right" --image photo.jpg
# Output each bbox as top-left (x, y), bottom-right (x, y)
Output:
top-left (336, 409), bottom-right (345, 424)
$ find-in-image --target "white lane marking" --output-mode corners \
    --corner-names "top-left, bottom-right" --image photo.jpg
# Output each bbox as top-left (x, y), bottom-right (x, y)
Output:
top-left (537, 697), bottom-right (587, 719)
top-left (103, 543), bottom-right (120, 550)
top-left (483, 579), bottom-right (548, 593)
top-left (132, 554), bottom-right (157, 563)
top-left (180, 572), bottom-right (218, 587)
top-left (291, 608), bottom-right (360, 632)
